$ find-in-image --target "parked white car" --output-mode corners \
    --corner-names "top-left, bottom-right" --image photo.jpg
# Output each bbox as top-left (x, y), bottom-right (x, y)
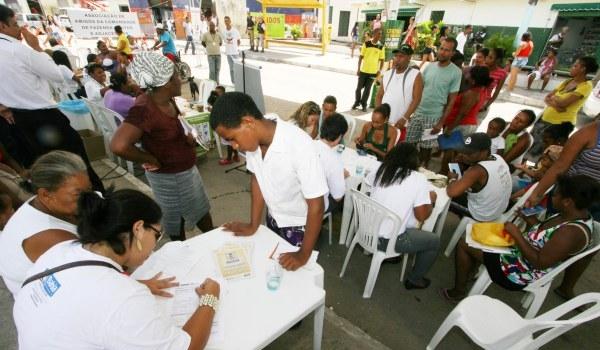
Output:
top-left (14, 13), bottom-right (45, 34)
top-left (582, 80), bottom-right (600, 119)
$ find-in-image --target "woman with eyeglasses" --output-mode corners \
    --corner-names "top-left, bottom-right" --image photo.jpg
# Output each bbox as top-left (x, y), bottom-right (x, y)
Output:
top-left (13, 189), bottom-right (220, 349)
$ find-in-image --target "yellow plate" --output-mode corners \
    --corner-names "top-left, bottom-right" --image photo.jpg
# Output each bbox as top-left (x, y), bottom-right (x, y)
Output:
top-left (471, 222), bottom-right (514, 247)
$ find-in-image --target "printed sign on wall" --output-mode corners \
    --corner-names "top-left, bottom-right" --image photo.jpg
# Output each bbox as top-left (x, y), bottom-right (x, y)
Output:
top-left (67, 10), bottom-right (143, 38)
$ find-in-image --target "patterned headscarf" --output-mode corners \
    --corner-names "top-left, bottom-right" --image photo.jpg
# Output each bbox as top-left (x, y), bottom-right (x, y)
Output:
top-left (129, 51), bottom-right (175, 89)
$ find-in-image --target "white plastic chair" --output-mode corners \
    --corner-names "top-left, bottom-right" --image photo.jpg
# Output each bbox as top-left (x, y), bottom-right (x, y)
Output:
top-left (427, 293), bottom-right (600, 350)
top-left (342, 114), bottom-right (357, 146)
top-left (339, 189), bottom-right (409, 298)
top-left (444, 182), bottom-right (549, 257)
top-left (468, 221), bottom-right (600, 319)
top-left (83, 99), bottom-right (133, 173)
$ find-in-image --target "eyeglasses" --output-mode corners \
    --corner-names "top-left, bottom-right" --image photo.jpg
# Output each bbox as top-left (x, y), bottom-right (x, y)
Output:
top-left (146, 225), bottom-right (164, 242)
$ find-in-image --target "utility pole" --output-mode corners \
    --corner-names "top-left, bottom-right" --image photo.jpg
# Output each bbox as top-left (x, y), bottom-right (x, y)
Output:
top-left (514, 0), bottom-right (538, 48)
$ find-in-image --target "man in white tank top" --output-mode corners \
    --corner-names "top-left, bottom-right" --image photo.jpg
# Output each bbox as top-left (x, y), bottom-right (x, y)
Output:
top-left (375, 44), bottom-right (423, 128)
top-left (446, 133), bottom-right (512, 222)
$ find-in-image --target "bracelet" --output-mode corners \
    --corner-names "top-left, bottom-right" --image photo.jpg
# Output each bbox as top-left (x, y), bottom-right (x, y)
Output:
top-left (199, 293), bottom-right (219, 312)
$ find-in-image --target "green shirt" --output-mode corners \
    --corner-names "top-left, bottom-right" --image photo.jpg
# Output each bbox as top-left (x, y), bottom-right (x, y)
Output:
top-left (415, 62), bottom-right (462, 118)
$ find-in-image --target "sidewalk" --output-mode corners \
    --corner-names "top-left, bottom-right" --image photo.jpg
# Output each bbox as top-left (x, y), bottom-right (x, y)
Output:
top-left (240, 41), bottom-right (549, 109)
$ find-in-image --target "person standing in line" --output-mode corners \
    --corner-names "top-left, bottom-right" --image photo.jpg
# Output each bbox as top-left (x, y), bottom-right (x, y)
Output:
top-left (0, 5), bottom-right (104, 192)
top-left (352, 28), bottom-right (384, 112)
top-left (375, 44), bottom-right (423, 130)
top-left (183, 17), bottom-right (195, 55)
top-left (507, 32), bottom-right (534, 92)
top-left (455, 25), bottom-right (472, 54)
top-left (223, 16), bottom-right (240, 84)
top-left (405, 38), bottom-right (462, 167)
top-left (202, 21), bottom-right (223, 83)
top-left (480, 48), bottom-right (508, 114)
top-left (256, 17), bottom-right (266, 53)
top-left (246, 12), bottom-right (255, 52)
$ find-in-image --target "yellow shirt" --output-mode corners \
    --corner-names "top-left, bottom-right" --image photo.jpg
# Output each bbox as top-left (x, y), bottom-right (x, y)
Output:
top-left (542, 79), bottom-right (592, 124)
top-left (360, 41), bottom-right (385, 75)
top-left (117, 33), bottom-right (132, 55)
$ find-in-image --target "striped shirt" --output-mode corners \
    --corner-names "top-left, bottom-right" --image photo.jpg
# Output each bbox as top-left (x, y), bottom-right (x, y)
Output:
top-left (568, 122), bottom-right (600, 182)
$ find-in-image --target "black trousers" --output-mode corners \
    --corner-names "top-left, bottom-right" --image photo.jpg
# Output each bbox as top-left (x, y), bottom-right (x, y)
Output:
top-left (354, 72), bottom-right (376, 108)
top-left (0, 108), bottom-right (104, 192)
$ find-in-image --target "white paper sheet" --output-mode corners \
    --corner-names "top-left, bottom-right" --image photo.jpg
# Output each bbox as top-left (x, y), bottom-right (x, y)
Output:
top-left (421, 128), bottom-right (441, 141)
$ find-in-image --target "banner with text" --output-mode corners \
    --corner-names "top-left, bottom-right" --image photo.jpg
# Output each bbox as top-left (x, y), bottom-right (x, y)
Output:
top-left (67, 10), bottom-right (143, 38)
top-left (250, 12), bottom-right (285, 39)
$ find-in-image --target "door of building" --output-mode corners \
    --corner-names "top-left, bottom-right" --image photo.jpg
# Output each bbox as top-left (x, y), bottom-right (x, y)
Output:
top-left (338, 10), bottom-right (350, 37)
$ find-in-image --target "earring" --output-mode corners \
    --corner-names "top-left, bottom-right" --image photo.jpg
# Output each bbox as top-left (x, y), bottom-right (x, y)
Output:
top-left (136, 239), bottom-right (143, 251)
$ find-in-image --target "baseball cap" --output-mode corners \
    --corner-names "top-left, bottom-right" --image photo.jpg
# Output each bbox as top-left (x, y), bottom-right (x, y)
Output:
top-left (392, 44), bottom-right (414, 56)
top-left (457, 133), bottom-right (491, 154)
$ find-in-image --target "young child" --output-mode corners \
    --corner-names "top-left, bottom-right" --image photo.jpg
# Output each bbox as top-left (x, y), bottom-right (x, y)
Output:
top-left (208, 86), bottom-right (240, 166)
top-left (0, 193), bottom-right (14, 231)
top-left (210, 92), bottom-right (328, 271)
top-left (511, 146), bottom-right (561, 201)
top-left (486, 117), bottom-right (507, 156)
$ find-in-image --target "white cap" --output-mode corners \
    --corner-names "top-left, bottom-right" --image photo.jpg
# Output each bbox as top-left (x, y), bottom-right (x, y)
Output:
top-left (155, 23), bottom-right (165, 30)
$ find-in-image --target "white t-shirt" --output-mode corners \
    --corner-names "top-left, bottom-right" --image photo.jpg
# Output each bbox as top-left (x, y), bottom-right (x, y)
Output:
top-left (56, 64), bottom-right (79, 94)
top-left (223, 27), bottom-right (241, 56)
top-left (14, 241), bottom-right (191, 349)
top-left (314, 140), bottom-right (346, 211)
top-left (490, 135), bottom-right (505, 155)
top-left (467, 154), bottom-right (512, 222)
top-left (366, 169), bottom-right (432, 239)
top-left (0, 197), bottom-right (77, 296)
top-left (84, 78), bottom-right (105, 104)
top-left (381, 67), bottom-right (420, 124)
top-left (456, 32), bottom-right (468, 53)
top-left (183, 22), bottom-right (193, 37)
top-left (246, 119), bottom-right (328, 227)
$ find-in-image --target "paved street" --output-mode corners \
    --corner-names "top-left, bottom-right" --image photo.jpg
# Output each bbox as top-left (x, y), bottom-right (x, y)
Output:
top-left (1, 38), bottom-right (599, 350)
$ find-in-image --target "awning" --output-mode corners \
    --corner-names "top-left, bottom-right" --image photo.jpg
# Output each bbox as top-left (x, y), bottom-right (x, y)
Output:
top-left (551, 3), bottom-right (600, 12)
top-left (361, 9), bottom-right (383, 14)
top-left (398, 7), bottom-right (419, 16)
top-left (258, 0), bottom-right (325, 9)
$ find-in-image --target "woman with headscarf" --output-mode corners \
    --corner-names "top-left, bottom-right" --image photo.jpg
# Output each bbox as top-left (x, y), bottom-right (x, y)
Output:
top-left (111, 51), bottom-right (214, 241)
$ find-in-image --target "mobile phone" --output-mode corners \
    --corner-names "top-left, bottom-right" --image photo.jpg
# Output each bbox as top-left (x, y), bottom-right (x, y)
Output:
top-left (448, 163), bottom-right (462, 178)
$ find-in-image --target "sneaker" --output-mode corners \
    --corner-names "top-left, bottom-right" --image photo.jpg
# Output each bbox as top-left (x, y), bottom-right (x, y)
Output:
top-left (361, 106), bottom-right (367, 112)
top-left (218, 159), bottom-right (233, 166)
top-left (351, 103), bottom-right (359, 110)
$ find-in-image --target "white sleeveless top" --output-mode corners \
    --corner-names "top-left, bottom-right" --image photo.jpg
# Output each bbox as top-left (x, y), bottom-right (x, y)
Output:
top-left (381, 66), bottom-right (420, 124)
top-left (468, 154), bottom-right (512, 222)
top-left (0, 197), bottom-right (77, 295)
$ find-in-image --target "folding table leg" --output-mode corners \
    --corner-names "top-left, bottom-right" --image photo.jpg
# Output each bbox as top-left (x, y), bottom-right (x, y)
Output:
top-left (313, 302), bottom-right (325, 350)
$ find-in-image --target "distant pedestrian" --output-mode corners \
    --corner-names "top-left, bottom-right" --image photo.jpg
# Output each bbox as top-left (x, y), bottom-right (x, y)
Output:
top-left (246, 12), bottom-right (255, 51)
top-left (480, 48), bottom-right (508, 114)
top-left (507, 32), bottom-right (534, 92)
top-left (352, 28), bottom-right (384, 112)
top-left (350, 22), bottom-right (359, 58)
top-left (202, 21), bottom-right (222, 83)
top-left (223, 16), bottom-right (240, 83)
top-left (183, 17), bottom-right (195, 55)
top-left (402, 17), bottom-right (417, 50)
top-left (548, 26), bottom-right (568, 50)
top-left (371, 13), bottom-right (382, 31)
top-left (456, 25), bottom-right (472, 54)
top-left (256, 17), bottom-right (266, 53)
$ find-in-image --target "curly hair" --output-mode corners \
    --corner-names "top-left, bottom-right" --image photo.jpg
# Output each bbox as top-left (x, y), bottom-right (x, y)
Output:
top-left (289, 101), bottom-right (321, 129)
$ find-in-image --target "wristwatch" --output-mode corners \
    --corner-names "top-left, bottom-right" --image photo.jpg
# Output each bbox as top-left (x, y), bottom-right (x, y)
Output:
top-left (199, 294), bottom-right (219, 312)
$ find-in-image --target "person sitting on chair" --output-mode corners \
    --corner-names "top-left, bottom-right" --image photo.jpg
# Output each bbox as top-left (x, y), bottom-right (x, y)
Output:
top-left (442, 174), bottom-right (597, 302)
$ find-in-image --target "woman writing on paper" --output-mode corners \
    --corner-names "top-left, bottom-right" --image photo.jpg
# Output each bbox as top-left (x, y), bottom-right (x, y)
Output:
top-left (13, 189), bottom-right (220, 349)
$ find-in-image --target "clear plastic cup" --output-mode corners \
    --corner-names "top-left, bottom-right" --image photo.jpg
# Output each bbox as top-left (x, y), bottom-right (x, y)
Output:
top-left (266, 260), bottom-right (283, 291)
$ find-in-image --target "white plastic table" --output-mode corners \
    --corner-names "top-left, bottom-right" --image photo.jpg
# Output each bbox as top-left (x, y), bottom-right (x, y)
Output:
top-left (338, 147), bottom-right (451, 246)
top-left (131, 226), bottom-right (326, 350)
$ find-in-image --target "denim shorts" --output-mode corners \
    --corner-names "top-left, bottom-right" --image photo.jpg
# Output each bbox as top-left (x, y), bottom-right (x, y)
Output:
top-left (512, 57), bottom-right (529, 68)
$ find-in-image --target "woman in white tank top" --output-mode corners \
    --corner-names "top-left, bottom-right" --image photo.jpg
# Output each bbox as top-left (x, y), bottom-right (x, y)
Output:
top-left (0, 151), bottom-right (89, 295)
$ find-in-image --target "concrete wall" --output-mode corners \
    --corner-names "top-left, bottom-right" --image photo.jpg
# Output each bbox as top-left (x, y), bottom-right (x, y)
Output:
top-left (415, 0), bottom-right (599, 28)
top-left (329, 0), bottom-right (361, 41)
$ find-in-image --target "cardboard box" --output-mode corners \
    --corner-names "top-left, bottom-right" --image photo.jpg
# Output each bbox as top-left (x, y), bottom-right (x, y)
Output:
top-left (78, 129), bottom-right (106, 161)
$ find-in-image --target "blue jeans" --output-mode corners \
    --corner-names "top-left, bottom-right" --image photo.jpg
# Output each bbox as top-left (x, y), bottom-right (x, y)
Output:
top-left (378, 228), bottom-right (440, 282)
top-left (208, 55), bottom-right (221, 83)
top-left (184, 35), bottom-right (195, 55)
top-left (227, 54), bottom-right (238, 83)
